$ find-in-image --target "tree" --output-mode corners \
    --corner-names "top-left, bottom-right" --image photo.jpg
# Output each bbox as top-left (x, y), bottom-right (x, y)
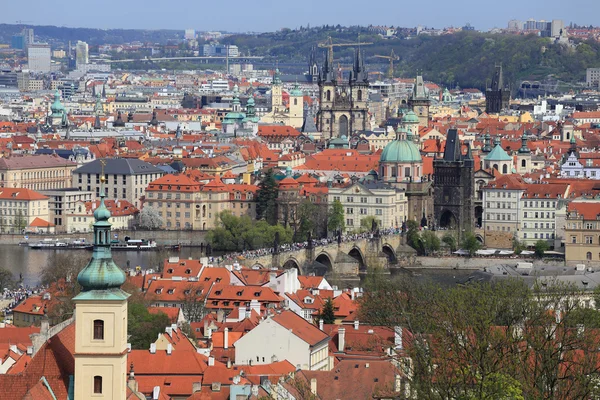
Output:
top-left (461, 232), bottom-right (482, 257)
top-left (512, 236), bottom-right (526, 255)
top-left (0, 268), bottom-right (15, 290)
top-left (327, 199), bottom-right (345, 234)
top-left (420, 231), bottom-right (440, 256)
top-left (128, 302), bottom-right (171, 350)
top-left (256, 169), bottom-right (279, 225)
top-left (534, 240), bottom-right (549, 258)
top-left (138, 207), bottom-right (163, 230)
top-left (295, 200), bottom-right (317, 242)
top-left (14, 210), bottom-right (27, 233)
top-left (359, 215), bottom-right (380, 233)
top-left (406, 220), bottom-right (423, 254)
top-left (442, 232), bottom-right (457, 252)
top-left (179, 284), bottom-right (206, 322)
top-left (319, 297), bottom-right (336, 324)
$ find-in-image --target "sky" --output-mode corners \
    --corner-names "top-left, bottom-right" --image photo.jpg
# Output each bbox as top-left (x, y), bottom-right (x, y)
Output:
top-left (1, 0), bottom-right (598, 32)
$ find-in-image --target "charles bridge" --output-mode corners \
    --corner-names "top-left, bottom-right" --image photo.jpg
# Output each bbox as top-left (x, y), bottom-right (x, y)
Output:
top-left (216, 234), bottom-right (417, 276)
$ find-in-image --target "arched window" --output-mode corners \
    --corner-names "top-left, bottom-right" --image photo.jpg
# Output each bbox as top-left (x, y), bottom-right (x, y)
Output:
top-left (326, 90), bottom-right (331, 101)
top-left (521, 159), bottom-right (526, 168)
top-left (587, 252), bottom-right (592, 261)
top-left (293, 99), bottom-right (297, 106)
top-left (502, 164), bottom-right (508, 174)
top-left (94, 376), bottom-right (102, 394)
top-left (493, 164), bottom-right (499, 171)
top-left (93, 319), bottom-right (104, 340)
top-left (357, 89), bottom-right (362, 101)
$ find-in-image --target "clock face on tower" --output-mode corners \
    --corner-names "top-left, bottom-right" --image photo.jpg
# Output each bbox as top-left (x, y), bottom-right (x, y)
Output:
top-left (418, 106), bottom-right (425, 115)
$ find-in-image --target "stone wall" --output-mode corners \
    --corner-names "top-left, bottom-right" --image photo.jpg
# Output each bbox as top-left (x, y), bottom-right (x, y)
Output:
top-left (414, 256), bottom-right (565, 269)
top-left (483, 231), bottom-right (514, 249)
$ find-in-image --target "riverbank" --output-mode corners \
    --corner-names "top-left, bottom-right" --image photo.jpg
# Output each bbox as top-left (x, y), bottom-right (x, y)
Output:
top-left (410, 256), bottom-right (565, 269)
top-left (0, 230), bottom-right (208, 246)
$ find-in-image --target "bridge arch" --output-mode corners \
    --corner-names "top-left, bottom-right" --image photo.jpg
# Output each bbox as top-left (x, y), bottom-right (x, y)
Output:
top-left (348, 246), bottom-right (367, 272)
top-left (475, 234), bottom-right (484, 244)
top-left (282, 258), bottom-right (301, 272)
top-left (382, 244), bottom-right (397, 264)
top-left (312, 252), bottom-right (334, 276)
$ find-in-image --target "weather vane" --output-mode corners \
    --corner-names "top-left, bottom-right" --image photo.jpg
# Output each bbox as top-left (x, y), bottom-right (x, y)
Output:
top-left (100, 159), bottom-right (106, 183)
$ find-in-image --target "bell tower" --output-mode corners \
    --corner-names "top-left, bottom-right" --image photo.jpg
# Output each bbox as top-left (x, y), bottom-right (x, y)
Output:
top-left (74, 163), bottom-right (129, 400)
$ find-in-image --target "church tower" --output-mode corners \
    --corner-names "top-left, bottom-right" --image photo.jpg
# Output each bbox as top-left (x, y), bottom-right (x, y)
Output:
top-left (408, 74), bottom-right (430, 127)
top-left (308, 46), bottom-right (319, 83)
top-left (485, 65), bottom-right (510, 114)
top-left (271, 69), bottom-right (283, 113)
top-left (74, 171), bottom-right (129, 400)
top-left (288, 83), bottom-right (304, 128)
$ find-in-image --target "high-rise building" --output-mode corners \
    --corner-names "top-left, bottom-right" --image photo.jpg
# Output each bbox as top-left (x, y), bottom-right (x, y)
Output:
top-left (22, 28), bottom-right (34, 47)
top-left (76, 41), bottom-right (89, 67)
top-left (185, 29), bottom-right (196, 40)
top-left (27, 44), bottom-right (51, 73)
top-left (551, 19), bottom-right (565, 38)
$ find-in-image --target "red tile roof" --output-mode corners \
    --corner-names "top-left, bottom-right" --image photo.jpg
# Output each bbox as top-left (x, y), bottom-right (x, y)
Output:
top-left (272, 310), bottom-right (329, 346)
top-left (0, 188), bottom-right (48, 201)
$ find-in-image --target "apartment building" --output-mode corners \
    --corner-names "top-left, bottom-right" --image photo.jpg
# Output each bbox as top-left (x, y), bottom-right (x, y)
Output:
top-left (0, 155), bottom-right (77, 191)
top-left (482, 175), bottom-right (526, 235)
top-left (72, 158), bottom-right (163, 208)
top-left (40, 188), bottom-right (94, 232)
top-left (519, 183), bottom-right (569, 247)
top-left (0, 188), bottom-right (50, 233)
top-left (67, 199), bottom-right (138, 232)
top-left (565, 201), bottom-right (600, 265)
top-left (327, 181), bottom-right (408, 231)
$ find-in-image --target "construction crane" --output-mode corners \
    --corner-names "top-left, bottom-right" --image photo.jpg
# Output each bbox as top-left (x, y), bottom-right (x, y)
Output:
top-left (318, 36), bottom-right (373, 68)
top-left (374, 49), bottom-right (399, 79)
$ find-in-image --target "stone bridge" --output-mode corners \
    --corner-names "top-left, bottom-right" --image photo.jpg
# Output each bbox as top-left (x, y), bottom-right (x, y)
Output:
top-left (222, 234), bottom-right (416, 277)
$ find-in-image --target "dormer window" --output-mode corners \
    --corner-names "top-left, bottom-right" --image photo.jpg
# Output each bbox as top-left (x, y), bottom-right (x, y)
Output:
top-left (215, 290), bottom-right (222, 295)
top-left (167, 269), bottom-right (174, 273)
top-left (196, 289), bottom-right (203, 295)
top-left (254, 291), bottom-right (261, 296)
top-left (216, 278), bottom-right (222, 283)
top-left (237, 291), bottom-right (243, 296)
top-left (155, 289), bottom-right (163, 294)
top-left (185, 269), bottom-right (191, 274)
top-left (167, 289), bottom-right (174, 295)
top-left (184, 289), bottom-right (191, 295)
top-left (304, 297), bottom-right (314, 304)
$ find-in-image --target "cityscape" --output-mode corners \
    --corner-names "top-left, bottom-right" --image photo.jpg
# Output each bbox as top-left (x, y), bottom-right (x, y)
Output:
top-left (2, 4), bottom-right (600, 399)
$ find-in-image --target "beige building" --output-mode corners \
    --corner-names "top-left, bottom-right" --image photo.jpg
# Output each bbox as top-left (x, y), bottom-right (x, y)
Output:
top-left (328, 181), bottom-right (408, 232)
top-left (565, 201), bottom-right (600, 265)
top-left (0, 155), bottom-right (77, 191)
top-left (72, 158), bottom-right (164, 208)
top-left (145, 174), bottom-right (256, 230)
top-left (41, 188), bottom-right (94, 232)
top-left (0, 188), bottom-right (50, 233)
top-left (482, 175), bottom-right (526, 236)
top-left (519, 183), bottom-right (568, 247)
top-left (67, 199), bottom-right (138, 233)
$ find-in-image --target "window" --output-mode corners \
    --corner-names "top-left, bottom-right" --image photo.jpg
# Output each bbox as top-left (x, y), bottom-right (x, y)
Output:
top-left (587, 252), bottom-right (593, 261)
top-left (586, 236), bottom-right (593, 244)
top-left (572, 236), bottom-right (577, 244)
top-left (93, 320), bottom-right (104, 340)
top-left (94, 376), bottom-right (102, 394)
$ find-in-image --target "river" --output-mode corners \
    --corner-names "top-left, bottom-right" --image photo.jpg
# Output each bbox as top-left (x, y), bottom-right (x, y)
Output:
top-left (0, 245), bottom-right (208, 287)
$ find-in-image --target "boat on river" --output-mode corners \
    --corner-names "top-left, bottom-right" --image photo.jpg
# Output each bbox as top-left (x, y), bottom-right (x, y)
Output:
top-left (110, 239), bottom-right (158, 251)
top-left (28, 238), bottom-right (92, 250)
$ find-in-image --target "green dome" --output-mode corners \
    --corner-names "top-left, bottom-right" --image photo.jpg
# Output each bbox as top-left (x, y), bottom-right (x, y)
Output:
top-left (290, 83), bottom-right (303, 97)
top-left (247, 96), bottom-right (255, 106)
top-left (51, 90), bottom-right (65, 116)
top-left (76, 188), bottom-right (127, 295)
top-left (380, 140), bottom-right (422, 163)
top-left (402, 111), bottom-right (419, 124)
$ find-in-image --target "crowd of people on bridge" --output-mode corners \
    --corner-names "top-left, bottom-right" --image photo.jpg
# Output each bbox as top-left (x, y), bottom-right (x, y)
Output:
top-left (209, 228), bottom-right (403, 265)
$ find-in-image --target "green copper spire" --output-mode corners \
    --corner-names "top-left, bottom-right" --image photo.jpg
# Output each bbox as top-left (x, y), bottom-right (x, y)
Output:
top-left (75, 167), bottom-right (128, 300)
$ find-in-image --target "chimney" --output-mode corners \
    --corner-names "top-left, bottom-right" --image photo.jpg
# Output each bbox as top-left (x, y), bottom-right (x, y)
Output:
top-left (40, 316), bottom-right (49, 336)
top-left (354, 320), bottom-right (359, 330)
top-left (192, 382), bottom-right (202, 393)
top-left (208, 356), bottom-right (215, 366)
top-left (167, 343), bottom-right (172, 355)
top-left (150, 343), bottom-right (156, 354)
top-left (127, 343), bottom-right (132, 352)
top-left (227, 359), bottom-right (232, 369)
top-left (338, 327), bottom-right (346, 352)
top-left (251, 385), bottom-right (259, 397)
top-left (128, 362), bottom-right (138, 392)
top-left (310, 378), bottom-right (317, 395)
top-left (224, 327), bottom-right (229, 349)
top-left (319, 319), bottom-right (324, 331)
top-left (207, 327), bottom-right (213, 339)
top-left (166, 327), bottom-right (173, 337)
top-left (153, 386), bottom-right (160, 400)
top-left (239, 305), bottom-right (246, 321)
top-left (394, 326), bottom-right (403, 349)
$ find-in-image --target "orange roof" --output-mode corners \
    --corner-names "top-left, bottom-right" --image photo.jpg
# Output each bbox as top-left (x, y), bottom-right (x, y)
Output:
top-left (128, 349), bottom-right (208, 375)
top-left (162, 258), bottom-right (203, 279)
top-left (0, 188), bottom-right (48, 201)
top-left (147, 174), bottom-right (202, 192)
top-left (28, 217), bottom-right (54, 228)
top-left (272, 310), bottom-right (329, 346)
top-left (211, 330), bottom-right (243, 348)
top-left (568, 202), bottom-right (600, 220)
top-left (147, 307), bottom-right (181, 323)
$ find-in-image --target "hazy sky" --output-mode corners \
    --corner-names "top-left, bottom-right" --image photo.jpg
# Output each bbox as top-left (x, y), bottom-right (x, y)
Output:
top-left (1, 0), bottom-right (597, 32)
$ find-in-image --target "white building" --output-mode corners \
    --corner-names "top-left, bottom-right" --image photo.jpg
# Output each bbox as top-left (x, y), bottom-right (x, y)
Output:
top-left (27, 44), bottom-right (51, 73)
top-left (75, 41), bottom-right (89, 67)
top-left (234, 310), bottom-right (332, 370)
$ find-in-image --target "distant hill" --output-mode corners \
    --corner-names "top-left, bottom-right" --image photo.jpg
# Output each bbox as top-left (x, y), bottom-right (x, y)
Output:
top-left (0, 23), bottom-right (183, 46)
top-left (222, 27), bottom-right (600, 90)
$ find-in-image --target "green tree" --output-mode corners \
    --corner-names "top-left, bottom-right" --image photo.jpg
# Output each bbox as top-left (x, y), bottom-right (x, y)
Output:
top-left (295, 200), bottom-right (317, 242)
top-left (461, 232), bottom-right (482, 257)
top-left (420, 231), bottom-right (440, 256)
top-left (327, 199), bottom-right (345, 233)
top-left (406, 220), bottom-right (423, 254)
top-left (14, 210), bottom-right (27, 233)
top-left (359, 215), bottom-right (380, 233)
top-left (0, 268), bottom-right (15, 290)
top-left (442, 232), bottom-right (457, 252)
top-left (128, 302), bottom-right (171, 350)
top-left (534, 240), bottom-right (549, 258)
top-left (512, 236), bottom-right (526, 255)
top-left (319, 297), bottom-right (336, 324)
top-left (256, 169), bottom-right (279, 225)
